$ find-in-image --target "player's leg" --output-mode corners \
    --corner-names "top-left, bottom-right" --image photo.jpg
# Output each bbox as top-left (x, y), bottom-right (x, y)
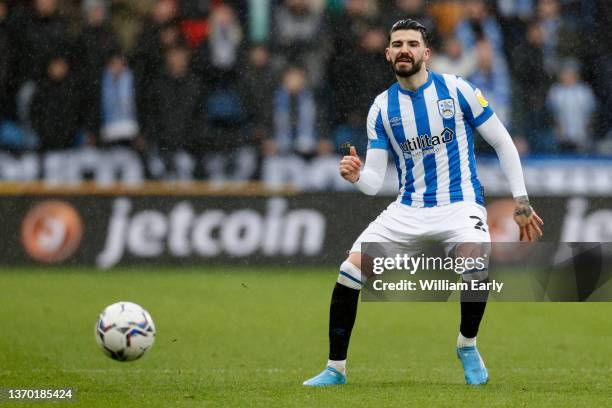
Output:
top-left (303, 201), bottom-right (415, 387)
top-left (455, 242), bottom-right (490, 385)
top-left (440, 202), bottom-right (491, 385)
top-left (303, 252), bottom-right (363, 386)
top-left (330, 252), bottom-right (366, 373)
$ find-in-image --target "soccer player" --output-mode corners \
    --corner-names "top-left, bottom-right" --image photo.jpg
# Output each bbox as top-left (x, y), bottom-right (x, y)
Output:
top-left (303, 19), bottom-right (543, 387)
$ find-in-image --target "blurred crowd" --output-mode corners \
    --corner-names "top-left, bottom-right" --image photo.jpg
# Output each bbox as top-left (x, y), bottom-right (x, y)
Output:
top-left (0, 0), bottom-right (611, 179)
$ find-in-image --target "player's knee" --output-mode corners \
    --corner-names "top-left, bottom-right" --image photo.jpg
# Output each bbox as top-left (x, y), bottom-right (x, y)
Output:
top-left (347, 252), bottom-right (362, 270)
top-left (454, 242), bottom-right (490, 259)
top-left (337, 260), bottom-right (363, 290)
top-left (455, 242), bottom-right (490, 283)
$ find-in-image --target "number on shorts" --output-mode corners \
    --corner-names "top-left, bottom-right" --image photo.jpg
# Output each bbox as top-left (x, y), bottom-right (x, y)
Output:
top-left (469, 215), bottom-right (487, 232)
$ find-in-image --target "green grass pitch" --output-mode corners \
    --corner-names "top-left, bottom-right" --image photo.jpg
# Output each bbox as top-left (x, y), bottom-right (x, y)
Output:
top-left (1, 267), bottom-right (611, 407)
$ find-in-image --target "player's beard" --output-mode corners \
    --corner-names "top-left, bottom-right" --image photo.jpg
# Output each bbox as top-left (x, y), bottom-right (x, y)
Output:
top-left (392, 54), bottom-right (424, 78)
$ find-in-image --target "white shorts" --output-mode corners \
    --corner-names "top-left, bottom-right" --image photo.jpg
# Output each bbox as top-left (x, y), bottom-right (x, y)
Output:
top-left (350, 200), bottom-right (490, 254)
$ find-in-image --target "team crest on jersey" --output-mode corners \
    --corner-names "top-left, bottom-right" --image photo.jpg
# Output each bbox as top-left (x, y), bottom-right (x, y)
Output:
top-left (437, 99), bottom-right (455, 120)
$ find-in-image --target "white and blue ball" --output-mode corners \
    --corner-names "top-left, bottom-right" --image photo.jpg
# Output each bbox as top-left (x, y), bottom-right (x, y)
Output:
top-left (95, 301), bottom-right (156, 361)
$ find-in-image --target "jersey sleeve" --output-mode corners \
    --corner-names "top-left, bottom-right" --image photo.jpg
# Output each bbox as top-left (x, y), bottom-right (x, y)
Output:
top-left (478, 113), bottom-right (528, 198)
top-left (456, 77), bottom-right (495, 128)
top-left (366, 102), bottom-right (390, 150)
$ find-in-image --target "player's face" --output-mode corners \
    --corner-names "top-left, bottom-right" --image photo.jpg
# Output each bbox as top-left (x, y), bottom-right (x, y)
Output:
top-left (385, 29), bottom-right (430, 78)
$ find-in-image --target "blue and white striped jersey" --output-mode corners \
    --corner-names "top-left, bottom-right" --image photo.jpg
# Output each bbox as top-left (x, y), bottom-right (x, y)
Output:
top-left (367, 71), bottom-right (494, 207)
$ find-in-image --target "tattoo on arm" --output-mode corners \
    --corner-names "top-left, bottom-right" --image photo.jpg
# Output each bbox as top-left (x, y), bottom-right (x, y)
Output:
top-left (515, 195), bottom-right (529, 205)
top-left (514, 195), bottom-right (533, 217)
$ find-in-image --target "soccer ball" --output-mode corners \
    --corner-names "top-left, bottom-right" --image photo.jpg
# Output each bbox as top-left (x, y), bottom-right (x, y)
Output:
top-left (95, 301), bottom-right (156, 361)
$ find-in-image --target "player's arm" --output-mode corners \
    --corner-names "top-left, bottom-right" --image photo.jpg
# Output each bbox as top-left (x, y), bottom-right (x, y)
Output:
top-left (339, 102), bottom-right (389, 195)
top-left (477, 114), bottom-right (544, 241)
top-left (457, 77), bottom-right (543, 241)
top-left (339, 146), bottom-right (387, 195)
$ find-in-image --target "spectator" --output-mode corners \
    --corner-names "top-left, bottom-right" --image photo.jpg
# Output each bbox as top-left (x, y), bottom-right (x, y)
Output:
top-left (109, 0), bottom-right (152, 52)
top-left (177, 0), bottom-right (213, 49)
top-left (547, 59), bottom-right (596, 152)
top-left (495, 0), bottom-right (534, 20)
top-left (0, 0), bottom-right (605, 178)
top-left (178, 0), bottom-right (212, 19)
top-left (192, 4), bottom-right (243, 83)
top-left (99, 52), bottom-right (139, 147)
top-left (30, 55), bottom-right (81, 151)
top-left (249, 0), bottom-right (271, 43)
top-left (7, 0), bottom-right (70, 85)
top-left (201, 94), bottom-right (256, 181)
top-left (455, 0), bottom-right (504, 55)
top-left (590, 0), bottom-right (612, 139)
top-left (494, 0), bottom-right (534, 58)
top-left (133, 0), bottom-right (179, 65)
top-left (76, 0), bottom-right (120, 137)
top-left (330, 0), bottom-right (380, 60)
top-left (468, 40), bottom-right (511, 126)
top-left (429, 35), bottom-right (477, 78)
top-left (330, 23), bottom-right (390, 126)
top-left (266, 65), bottom-right (331, 158)
top-left (191, 6), bottom-right (252, 180)
top-left (132, 0), bottom-right (180, 130)
top-left (241, 44), bottom-right (276, 147)
top-left (0, 0), bottom-right (10, 120)
top-left (195, 4), bottom-right (248, 155)
top-left (270, 0), bottom-right (331, 88)
top-left (536, 0), bottom-right (579, 73)
top-left (512, 20), bottom-right (553, 152)
top-left (330, 22), bottom-right (390, 156)
top-left (0, 0), bottom-right (25, 152)
top-left (77, 0), bottom-right (118, 79)
top-left (149, 44), bottom-right (202, 156)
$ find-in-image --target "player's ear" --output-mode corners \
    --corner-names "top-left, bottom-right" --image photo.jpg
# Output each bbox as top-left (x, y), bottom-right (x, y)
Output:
top-left (423, 47), bottom-right (431, 61)
top-left (385, 47), bottom-right (391, 62)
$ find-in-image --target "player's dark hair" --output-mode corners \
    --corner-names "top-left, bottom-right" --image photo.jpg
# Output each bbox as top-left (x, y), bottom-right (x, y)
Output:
top-left (388, 18), bottom-right (429, 46)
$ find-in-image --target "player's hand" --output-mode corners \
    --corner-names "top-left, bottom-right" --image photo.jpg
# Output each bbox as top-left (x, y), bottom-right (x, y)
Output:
top-left (339, 146), bottom-right (362, 183)
top-left (513, 197), bottom-right (544, 242)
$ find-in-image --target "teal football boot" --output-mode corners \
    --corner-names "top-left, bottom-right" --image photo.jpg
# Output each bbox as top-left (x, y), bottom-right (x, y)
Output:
top-left (303, 366), bottom-right (347, 387)
top-left (457, 346), bottom-right (489, 385)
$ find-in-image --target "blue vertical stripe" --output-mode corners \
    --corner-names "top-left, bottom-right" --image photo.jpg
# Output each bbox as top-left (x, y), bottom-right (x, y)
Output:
top-left (409, 92), bottom-right (437, 207)
top-left (387, 84), bottom-right (414, 205)
top-left (457, 90), bottom-right (484, 204)
top-left (457, 89), bottom-right (474, 122)
top-left (388, 142), bottom-right (402, 191)
top-left (375, 109), bottom-right (400, 189)
top-left (374, 111), bottom-right (387, 142)
top-left (432, 74), bottom-right (463, 203)
top-left (368, 111), bottom-right (391, 149)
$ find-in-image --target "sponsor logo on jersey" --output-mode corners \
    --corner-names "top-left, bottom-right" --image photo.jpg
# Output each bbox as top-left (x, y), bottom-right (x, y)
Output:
top-left (399, 127), bottom-right (455, 157)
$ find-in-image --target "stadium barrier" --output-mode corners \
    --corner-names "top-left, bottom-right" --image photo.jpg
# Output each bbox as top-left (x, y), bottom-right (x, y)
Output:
top-left (1, 148), bottom-right (611, 194)
top-left (1, 181), bottom-right (610, 268)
